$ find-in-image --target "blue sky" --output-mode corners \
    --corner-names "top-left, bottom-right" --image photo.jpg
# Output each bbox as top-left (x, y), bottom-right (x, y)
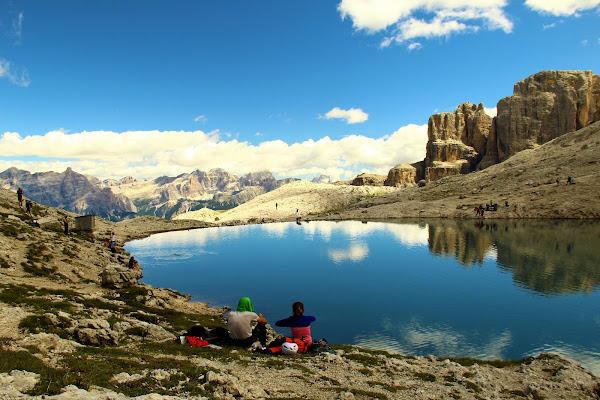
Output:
top-left (0, 0), bottom-right (599, 181)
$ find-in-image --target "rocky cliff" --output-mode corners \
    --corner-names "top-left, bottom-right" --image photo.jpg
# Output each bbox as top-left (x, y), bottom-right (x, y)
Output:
top-left (0, 167), bottom-right (136, 220)
top-left (402, 70), bottom-right (600, 183)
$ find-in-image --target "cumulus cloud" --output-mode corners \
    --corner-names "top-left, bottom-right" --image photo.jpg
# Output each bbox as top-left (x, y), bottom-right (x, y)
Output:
top-left (0, 59), bottom-right (30, 87)
top-left (321, 107), bottom-right (369, 124)
top-left (338, 0), bottom-right (513, 48)
top-left (0, 124), bottom-right (428, 181)
top-left (525, 0), bottom-right (600, 16)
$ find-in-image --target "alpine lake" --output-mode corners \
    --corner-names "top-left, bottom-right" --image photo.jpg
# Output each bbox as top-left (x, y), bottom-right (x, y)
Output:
top-left (125, 219), bottom-right (600, 374)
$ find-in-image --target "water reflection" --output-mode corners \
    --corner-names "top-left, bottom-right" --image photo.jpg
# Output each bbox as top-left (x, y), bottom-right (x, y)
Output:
top-left (425, 219), bottom-right (600, 295)
top-left (126, 219), bottom-right (600, 375)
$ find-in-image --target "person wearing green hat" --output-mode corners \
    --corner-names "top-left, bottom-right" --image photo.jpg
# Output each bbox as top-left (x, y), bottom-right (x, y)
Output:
top-left (224, 297), bottom-right (267, 347)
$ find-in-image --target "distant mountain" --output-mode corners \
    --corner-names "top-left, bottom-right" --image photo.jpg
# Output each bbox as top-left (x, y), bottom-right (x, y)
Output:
top-left (0, 167), bottom-right (136, 220)
top-left (311, 174), bottom-right (331, 184)
top-left (109, 169), bottom-right (298, 219)
top-left (0, 166), bottom-right (299, 220)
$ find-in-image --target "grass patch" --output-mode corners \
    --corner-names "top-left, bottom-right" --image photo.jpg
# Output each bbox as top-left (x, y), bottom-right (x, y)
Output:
top-left (344, 352), bottom-right (381, 367)
top-left (465, 381), bottom-right (482, 393)
top-left (367, 380), bottom-right (409, 393)
top-left (0, 284), bottom-right (77, 313)
top-left (414, 372), bottom-right (436, 382)
top-left (18, 314), bottom-right (72, 338)
top-left (450, 357), bottom-right (534, 368)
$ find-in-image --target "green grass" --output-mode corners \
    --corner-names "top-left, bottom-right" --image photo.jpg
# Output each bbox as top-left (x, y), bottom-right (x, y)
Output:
top-left (414, 372), bottom-right (436, 382)
top-left (0, 284), bottom-right (77, 312)
top-left (18, 314), bottom-right (72, 338)
top-left (0, 342), bottom-right (216, 398)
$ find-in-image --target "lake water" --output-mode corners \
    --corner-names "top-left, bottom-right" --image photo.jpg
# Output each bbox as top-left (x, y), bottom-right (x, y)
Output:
top-left (125, 219), bottom-right (600, 374)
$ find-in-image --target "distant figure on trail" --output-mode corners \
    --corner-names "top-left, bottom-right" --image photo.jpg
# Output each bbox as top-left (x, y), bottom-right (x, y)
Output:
top-left (63, 216), bottom-right (69, 235)
top-left (17, 187), bottom-right (23, 207)
top-left (275, 301), bottom-right (316, 346)
top-left (25, 200), bottom-right (33, 215)
top-left (31, 219), bottom-right (40, 228)
top-left (109, 232), bottom-right (116, 252)
top-left (567, 176), bottom-right (573, 184)
top-left (556, 178), bottom-right (560, 185)
top-left (275, 203), bottom-right (278, 210)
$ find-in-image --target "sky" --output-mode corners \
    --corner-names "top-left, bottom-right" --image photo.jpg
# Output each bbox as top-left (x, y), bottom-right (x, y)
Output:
top-left (0, 0), bottom-right (599, 182)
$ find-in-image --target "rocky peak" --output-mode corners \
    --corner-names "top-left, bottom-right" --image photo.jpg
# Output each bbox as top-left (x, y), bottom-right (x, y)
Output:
top-left (399, 70), bottom-right (600, 184)
top-left (493, 70), bottom-right (600, 162)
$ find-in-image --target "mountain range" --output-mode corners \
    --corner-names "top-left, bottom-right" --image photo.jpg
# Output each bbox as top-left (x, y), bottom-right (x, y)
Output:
top-left (0, 167), bottom-right (298, 220)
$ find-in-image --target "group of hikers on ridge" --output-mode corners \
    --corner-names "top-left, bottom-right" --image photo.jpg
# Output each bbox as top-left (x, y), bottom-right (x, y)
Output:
top-left (181, 297), bottom-right (328, 354)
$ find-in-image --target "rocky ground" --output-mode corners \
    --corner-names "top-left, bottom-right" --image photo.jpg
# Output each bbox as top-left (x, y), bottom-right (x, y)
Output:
top-left (1, 123), bottom-right (600, 399)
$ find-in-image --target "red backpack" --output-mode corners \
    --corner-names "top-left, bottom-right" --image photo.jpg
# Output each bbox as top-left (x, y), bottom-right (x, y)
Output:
top-left (267, 337), bottom-right (308, 354)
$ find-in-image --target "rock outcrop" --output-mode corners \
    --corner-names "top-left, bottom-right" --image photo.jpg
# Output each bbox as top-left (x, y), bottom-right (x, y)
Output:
top-left (384, 164), bottom-right (418, 187)
top-left (398, 70), bottom-right (600, 183)
top-left (491, 70), bottom-right (600, 163)
top-left (351, 173), bottom-right (386, 186)
top-left (423, 102), bottom-right (493, 182)
top-left (101, 263), bottom-right (143, 289)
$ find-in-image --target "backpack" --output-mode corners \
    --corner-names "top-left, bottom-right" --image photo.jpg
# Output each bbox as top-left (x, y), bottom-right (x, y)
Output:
top-left (267, 337), bottom-right (308, 354)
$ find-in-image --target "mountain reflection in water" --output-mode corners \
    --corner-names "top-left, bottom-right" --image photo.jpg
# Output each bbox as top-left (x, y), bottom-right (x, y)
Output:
top-left (427, 219), bottom-right (600, 295)
top-left (125, 219), bottom-right (600, 375)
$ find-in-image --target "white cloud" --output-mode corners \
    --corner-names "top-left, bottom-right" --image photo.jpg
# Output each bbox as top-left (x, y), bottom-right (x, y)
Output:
top-left (484, 107), bottom-right (497, 117)
top-left (525, 0), bottom-right (600, 16)
top-left (328, 243), bottom-right (370, 263)
top-left (338, 0), bottom-right (513, 48)
top-left (0, 124), bottom-right (428, 180)
top-left (543, 22), bottom-right (557, 29)
top-left (194, 115), bottom-right (207, 123)
top-left (0, 59), bottom-right (30, 87)
top-left (321, 107), bottom-right (369, 124)
top-left (582, 39), bottom-right (590, 46)
top-left (11, 11), bottom-right (23, 43)
top-left (407, 42), bottom-right (423, 51)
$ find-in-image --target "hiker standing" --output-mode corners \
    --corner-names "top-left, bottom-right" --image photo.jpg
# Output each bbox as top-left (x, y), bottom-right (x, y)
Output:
top-left (17, 187), bottom-right (23, 207)
top-left (63, 216), bottom-right (69, 235)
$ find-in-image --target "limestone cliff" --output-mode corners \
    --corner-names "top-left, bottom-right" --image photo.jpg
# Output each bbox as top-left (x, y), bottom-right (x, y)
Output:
top-left (401, 70), bottom-right (600, 183)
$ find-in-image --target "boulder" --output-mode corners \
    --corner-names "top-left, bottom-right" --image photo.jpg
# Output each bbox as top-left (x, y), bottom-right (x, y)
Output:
top-left (384, 164), bottom-right (417, 187)
top-left (351, 173), bottom-right (386, 186)
top-left (72, 318), bottom-right (118, 346)
top-left (101, 263), bottom-right (143, 289)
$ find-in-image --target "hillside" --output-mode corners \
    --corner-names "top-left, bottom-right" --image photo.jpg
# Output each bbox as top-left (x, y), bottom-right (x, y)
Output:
top-left (1, 187), bottom-right (599, 399)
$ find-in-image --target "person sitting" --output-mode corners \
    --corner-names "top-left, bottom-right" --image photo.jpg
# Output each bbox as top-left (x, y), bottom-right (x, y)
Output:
top-left (128, 256), bottom-right (140, 270)
top-left (223, 297), bottom-right (267, 347)
top-left (275, 301), bottom-right (316, 346)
